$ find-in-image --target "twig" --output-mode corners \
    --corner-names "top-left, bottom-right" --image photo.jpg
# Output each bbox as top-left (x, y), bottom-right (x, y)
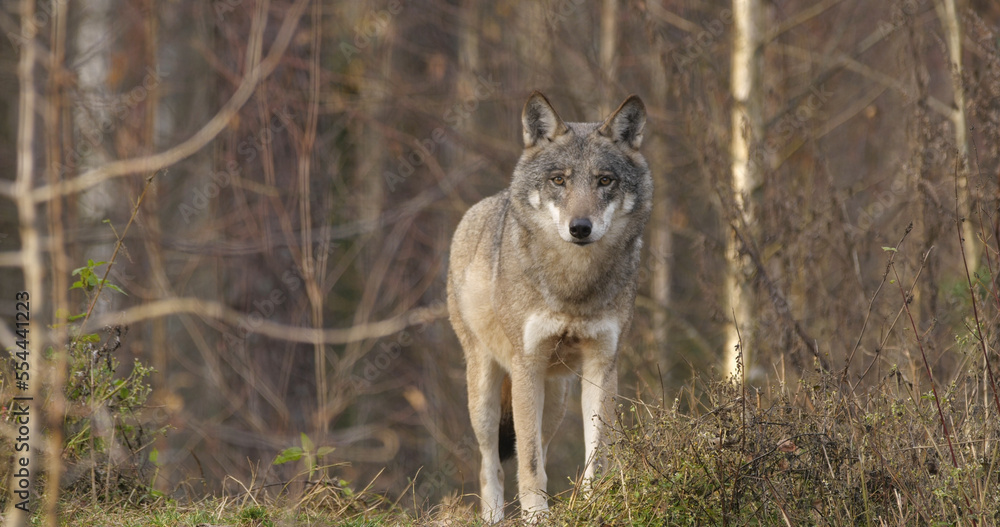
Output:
top-left (731, 223), bottom-right (830, 372)
top-left (733, 307), bottom-right (746, 455)
top-left (79, 173), bottom-right (158, 333)
top-left (843, 227), bottom-right (912, 383)
top-left (956, 139), bottom-right (1000, 417)
top-left (887, 246), bottom-right (959, 470)
top-left (23, 0), bottom-right (310, 203)
top-left (855, 243), bottom-right (933, 389)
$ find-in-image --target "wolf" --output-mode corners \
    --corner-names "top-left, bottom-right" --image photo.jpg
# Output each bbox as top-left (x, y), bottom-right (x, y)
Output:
top-left (447, 91), bottom-right (651, 522)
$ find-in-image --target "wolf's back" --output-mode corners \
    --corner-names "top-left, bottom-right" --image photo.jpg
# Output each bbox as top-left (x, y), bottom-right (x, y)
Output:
top-left (447, 190), bottom-right (509, 282)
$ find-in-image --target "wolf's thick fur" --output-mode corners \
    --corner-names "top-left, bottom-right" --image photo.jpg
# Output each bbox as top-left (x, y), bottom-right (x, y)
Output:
top-left (447, 91), bottom-right (650, 522)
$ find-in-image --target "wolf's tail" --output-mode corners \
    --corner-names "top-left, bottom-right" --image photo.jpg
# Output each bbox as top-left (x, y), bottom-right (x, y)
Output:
top-left (498, 375), bottom-right (516, 461)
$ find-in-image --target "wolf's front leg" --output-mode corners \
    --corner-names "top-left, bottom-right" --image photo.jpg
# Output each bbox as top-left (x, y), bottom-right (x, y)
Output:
top-left (510, 357), bottom-right (548, 518)
top-left (466, 355), bottom-right (506, 523)
top-left (581, 353), bottom-right (618, 487)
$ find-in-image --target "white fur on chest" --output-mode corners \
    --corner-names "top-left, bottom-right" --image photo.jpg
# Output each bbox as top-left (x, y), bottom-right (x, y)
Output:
top-left (523, 312), bottom-right (620, 359)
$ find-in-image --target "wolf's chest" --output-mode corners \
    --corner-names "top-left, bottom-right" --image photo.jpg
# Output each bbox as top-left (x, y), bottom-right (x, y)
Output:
top-left (522, 312), bottom-right (620, 375)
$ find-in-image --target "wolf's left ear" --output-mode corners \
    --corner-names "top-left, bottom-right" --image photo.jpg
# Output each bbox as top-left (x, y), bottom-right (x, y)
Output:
top-left (598, 95), bottom-right (646, 150)
top-left (522, 91), bottom-right (569, 148)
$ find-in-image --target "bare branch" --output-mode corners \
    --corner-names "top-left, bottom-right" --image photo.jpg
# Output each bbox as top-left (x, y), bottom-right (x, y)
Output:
top-left (88, 297), bottom-right (446, 346)
top-left (23, 0), bottom-right (310, 204)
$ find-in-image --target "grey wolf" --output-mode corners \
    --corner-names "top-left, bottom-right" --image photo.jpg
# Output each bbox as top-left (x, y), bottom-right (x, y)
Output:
top-left (447, 91), bottom-right (650, 522)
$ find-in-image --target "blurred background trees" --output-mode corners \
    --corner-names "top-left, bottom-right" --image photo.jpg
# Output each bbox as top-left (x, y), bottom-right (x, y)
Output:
top-left (1, 0), bottom-right (999, 516)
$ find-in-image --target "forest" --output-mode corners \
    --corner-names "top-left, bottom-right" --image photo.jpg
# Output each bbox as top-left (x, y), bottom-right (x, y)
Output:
top-left (1, 0), bottom-right (999, 524)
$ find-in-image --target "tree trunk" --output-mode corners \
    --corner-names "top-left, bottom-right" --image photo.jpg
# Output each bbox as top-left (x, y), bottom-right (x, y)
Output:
top-left (599, 0), bottom-right (619, 116)
top-left (43, 1), bottom-right (70, 524)
top-left (9, 0), bottom-right (42, 524)
top-left (725, 0), bottom-right (763, 378)
top-left (936, 0), bottom-right (976, 271)
top-left (648, 42), bottom-right (671, 352)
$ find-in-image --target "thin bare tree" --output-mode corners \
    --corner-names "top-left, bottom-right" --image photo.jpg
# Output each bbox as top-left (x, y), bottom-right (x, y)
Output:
top-left (7, 0), bottom-right (41, 525)
top-left (725, 0), bottom-right (764, 377)
top-left (936, 0), bottom-right (976, 270)
top-left (599, 0), bottom-right (619, 116)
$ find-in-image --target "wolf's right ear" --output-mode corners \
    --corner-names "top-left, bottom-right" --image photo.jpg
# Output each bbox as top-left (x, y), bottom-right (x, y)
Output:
top-left (598, 95), bottom-right (646, 150)
top-left (522, 91), bottom-right (569, 148)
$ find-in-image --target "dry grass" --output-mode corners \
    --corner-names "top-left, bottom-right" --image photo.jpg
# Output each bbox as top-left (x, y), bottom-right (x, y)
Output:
top-left (563, 368), bottom-right (999, 526)
top-left (49, 357), bottom-right (1000, 526)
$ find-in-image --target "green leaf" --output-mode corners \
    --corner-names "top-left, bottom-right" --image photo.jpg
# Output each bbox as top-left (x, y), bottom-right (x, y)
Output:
top-left (149, 448), bottom-right (159, 465)
top-left (317, 446), bottom-right (335, 457)
top-left (300, 432), bottom-right (314, 454)
top-left (339, 479), bottom-right (354, 496)
top-left (67, 313), bottom-right (88, 322)
top-left (881, 246), bottom-right (897, 252)
top-left (105, 283), bottom-right (127, 295)
top-left (274, 446), bottom-right (304, 465)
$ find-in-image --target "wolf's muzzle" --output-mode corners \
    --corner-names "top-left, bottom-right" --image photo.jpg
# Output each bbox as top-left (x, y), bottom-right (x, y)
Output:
top-left (569, 218), bottom-right (592, 240)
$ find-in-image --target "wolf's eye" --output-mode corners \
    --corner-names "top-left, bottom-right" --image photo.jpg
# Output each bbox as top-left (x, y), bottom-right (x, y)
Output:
top-left (598, 175), bottom-right (615, 187)
top-left (551, 175), bottom-right (565, 186)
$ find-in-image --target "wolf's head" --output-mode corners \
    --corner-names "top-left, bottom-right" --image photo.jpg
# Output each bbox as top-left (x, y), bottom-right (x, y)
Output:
top-left (511, 92), bottom-right (651, 248)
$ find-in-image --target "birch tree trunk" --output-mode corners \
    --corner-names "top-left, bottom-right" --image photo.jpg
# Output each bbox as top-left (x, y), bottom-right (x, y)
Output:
top-left (599, 0), bottom-right (619, 116)
top-left (725, 0), bottom-right (763, 378)
top-left (936, 0), bottom-right (976, 271)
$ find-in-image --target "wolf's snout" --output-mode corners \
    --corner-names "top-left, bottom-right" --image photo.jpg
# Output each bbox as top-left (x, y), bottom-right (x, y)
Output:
top-left (569, 218), bottom-right (592, 239)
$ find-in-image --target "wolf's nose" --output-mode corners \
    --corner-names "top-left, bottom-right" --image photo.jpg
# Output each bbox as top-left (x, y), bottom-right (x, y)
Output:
top-left (569, 218), bottom-right (592, 239)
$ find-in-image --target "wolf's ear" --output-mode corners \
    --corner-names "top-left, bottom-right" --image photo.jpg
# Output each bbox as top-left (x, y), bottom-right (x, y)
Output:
top-left (522, 91), bottom-right (569, 148)
top-left (598, 95), bottom-right (646, 150)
